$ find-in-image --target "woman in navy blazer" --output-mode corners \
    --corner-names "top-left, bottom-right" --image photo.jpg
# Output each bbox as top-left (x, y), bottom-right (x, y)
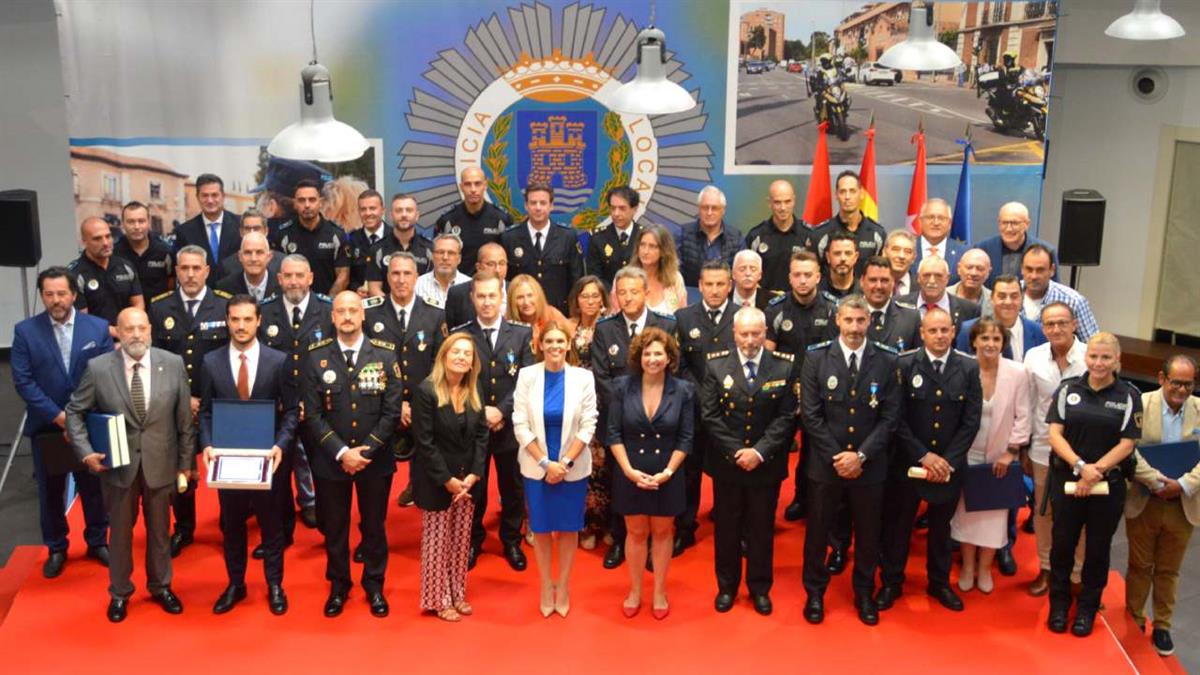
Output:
top-left (607, 326), bottom-right (694, 619)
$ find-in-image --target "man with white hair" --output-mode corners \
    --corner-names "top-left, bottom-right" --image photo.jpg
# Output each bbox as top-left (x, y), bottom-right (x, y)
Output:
top-left (413, 233), bottom-right (471, 308)
top-left (216, 232), bottom-right (281, 302)
top-left (731, 249), bottom-right (769, 310)
top-left (947, 248), bottom-right (993, 317)
top-left (677, 185), bottom-right (745, 287)
top-left (912, 199), bottom-right (966, 285)
top-left (900, 256), bottom-right (980, 331)
top-left (975, 201), bottom-right (1059, 286)
top-left (883, 229), bottom-right (918, 298)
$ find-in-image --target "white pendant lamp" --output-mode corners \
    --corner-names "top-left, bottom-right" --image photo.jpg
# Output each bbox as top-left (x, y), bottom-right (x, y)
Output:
top-left (1105, 0), bottom-right (1185, 41)
top-left (879, 1), bottom-right (963, 72)
top-left (607, 4), bottom-right (696, 115)
top-left (267, 1), bottom-right (369, 162)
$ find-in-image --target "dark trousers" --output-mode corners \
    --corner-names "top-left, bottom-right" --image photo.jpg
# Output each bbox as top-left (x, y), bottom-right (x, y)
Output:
top-left (103, 467), bottom-right (173, 599)
top-left (171, 480), bottom-right (196, 536)
top-left (790, 434), bottom-right (810, 507)
top-left (879, 476), bottom-right (955, 589)
top-left (804, 479), bottom-right (883, 599)
top-left (712, 477), bottom-right (781, 596)
top-left (31, 435), bottom-right (107, 552)
top-left (470, 448), bottom-right (524, 549)
top-left (675, 438), bottom-right (705, 537)
top-left (1049, 477), bottom-right (1125, 615)
top-left (314, 472), bottom-right (391, 594)
top-left (276, 445), bottom-right (300, 541)
top-left (218, 485), bottom-right (284, 587)
top-left (830, 494), bottom-right (853, 551)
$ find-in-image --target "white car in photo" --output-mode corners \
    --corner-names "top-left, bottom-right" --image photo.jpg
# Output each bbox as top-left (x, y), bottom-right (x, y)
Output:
top-left (857, 61), bottom-right (900, 86)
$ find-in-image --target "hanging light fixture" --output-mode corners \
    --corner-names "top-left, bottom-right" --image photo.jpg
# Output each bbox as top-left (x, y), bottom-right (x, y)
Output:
top-left (607, 2), bottom-right (696, 115)
top-left (267, 0), bottom-right (369, 162)
top-left (1106, 0), bottom-right (1185, 41)
top-left (878, 1), bottom-right (962, 72)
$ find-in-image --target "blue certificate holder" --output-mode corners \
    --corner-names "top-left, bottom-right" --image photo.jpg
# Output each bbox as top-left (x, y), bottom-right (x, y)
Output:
top-left (207, 399), bottom-right (276, 490)
top-left (85, 412), bottom-right (130, 469)
top-left (962, 464), bottom-right (1026, 512)
top-left (1137, 440), bottom-right (1200, 481)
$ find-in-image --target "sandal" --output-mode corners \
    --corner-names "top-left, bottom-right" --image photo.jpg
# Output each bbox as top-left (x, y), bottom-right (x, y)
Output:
top-left (437, 607), bottom-right (462, 622)
top-left (454, 600), bottom-right (474, 616)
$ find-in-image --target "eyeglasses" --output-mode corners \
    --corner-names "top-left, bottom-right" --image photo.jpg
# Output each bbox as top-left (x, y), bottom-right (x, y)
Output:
top-left (999, 219), bottom-right (1027, 229)
top-left (1042, 320), bottom-right (1073, 329)
top-left (1166, 379), bottom-right (1196, 389)
top-left (921, 214), bottom-right (949, 222)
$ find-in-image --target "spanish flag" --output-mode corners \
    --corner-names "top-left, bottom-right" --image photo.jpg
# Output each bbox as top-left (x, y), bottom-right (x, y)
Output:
top-left (803, 121), bottom-right (832, 225)
top-left (859, 120), bottom-right (879, 222)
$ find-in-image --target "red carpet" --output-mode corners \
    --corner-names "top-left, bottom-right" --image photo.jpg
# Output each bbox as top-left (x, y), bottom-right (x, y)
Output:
top-left (0, 458), bottom-right (1167, 674)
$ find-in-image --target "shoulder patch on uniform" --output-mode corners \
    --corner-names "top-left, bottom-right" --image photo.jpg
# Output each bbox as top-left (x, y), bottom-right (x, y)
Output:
top-left (67, 259), bottom-right (81, 271)
top-left (592, 223), bottom-right (611, 233)
top-left (368, 338), bottom-right (395, 351)
top-left (772, 351), bottom-right (795, 362)
top-left (277, 221), bottom-right (294, 231)
top-left (551, 221), bottom-right (573, 230)
top-left (707, 349), bottom-right (730, 360)
top-left (150, 290), bottom-right (174, 303)
top-left (807, 340), bottom-right (832, 352)
top-left (899, 348), bottom-right (920, 356)
top-left (820, 290), bottom-right (839, 303)
top-left (894, 301), bottom-right (917, 310)
top-left (259, 293), bottom-right (278, 305)
top-left (212, 289), bottom-right (233, 299)
top-left (872, 341), bottom-right (899, 354)
top-left (362, 295), bottom-right (385, 309)
top-left (449, 322), bottom-right (473, 333)
top-left (597, 313), bottom-right (623, 324)
top-left (768, 294), bottom-right (787, 306)
top-left (308, 337), bottom-right (333, 351)
top-left (953, 349), bottom-right (977, 359)
top-left (507, 319), bottom-right (531, 328)
top-left (503, 222), bottom-right (524, 233)
top-left (314, 293), bottom-right (332, 304)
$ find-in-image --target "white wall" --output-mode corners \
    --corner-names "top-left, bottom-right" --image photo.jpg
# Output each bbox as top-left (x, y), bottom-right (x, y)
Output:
top-left (1040, 0), bottom-right (1200, 338)
top-left (0, 0), bottom-right (77, 346)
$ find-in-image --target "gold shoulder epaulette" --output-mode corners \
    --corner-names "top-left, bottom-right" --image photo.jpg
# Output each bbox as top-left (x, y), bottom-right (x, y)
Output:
top-left (369, 338), bottom-right (396, 351)
top-left (773, 351), bottom-right (795, 362)
top-left (707, 349), bottom-right (730, 360)
top-left (212, 289), bottom-right (233, 299)
top-left (308, 337), bottom-right (333, 351)
top-left (150, 290), bottom-right (173, 303)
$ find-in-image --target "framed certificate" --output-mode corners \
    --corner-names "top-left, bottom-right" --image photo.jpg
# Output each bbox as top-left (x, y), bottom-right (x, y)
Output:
top-left (207, 399), bottom-right (276, 490)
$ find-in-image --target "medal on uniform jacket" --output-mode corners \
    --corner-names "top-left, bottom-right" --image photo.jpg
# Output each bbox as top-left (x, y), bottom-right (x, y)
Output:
top-left (506, 350), bottom-right (517, 376)
top-left (319, 359), bottom-right (328, 368)
top-left (827, 375), bottom-right (838, 390)
top-left (313, 329), bottom-right (323, 341)
top-left (164, 316), bottom-right (175, 330)
top-left (323, 370), bottom-right (336, 384)
top-left (689, 327), bottom-right (700, 339)
top-left (416, 330), bottom-right (427, 351)
top-left (869, 382), bottom-right (879, 408)
top-left (267, 324), bottom-right (279, 338)
top-left (357, 362), bottom-right (385, 394)
top-left (604, 243), bottom-right (613, 257)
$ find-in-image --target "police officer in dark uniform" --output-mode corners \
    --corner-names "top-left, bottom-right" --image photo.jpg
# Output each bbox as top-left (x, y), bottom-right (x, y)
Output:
top-left (435, 167), bottom-right (514, 274)
top-left (147, 244), bottom-right (231, 557)
top-left (765, 250), bottom-right (837, 522)
top-left (701, 305), bottom-right (798, 616)
top-left (71, 217), bottom-right (145, 331)
top-left (818, 232), bottom-right (862, 300)
top-left (1045, 333), bottom-right (1141, 637)
top-left (673, 260), bottom-right (736, 554)
top-left (259, 254), bottom-right (334, 540)
top-left (300, 291), bottom-right (403, 619)
top-left (345, 189), bottom-right (390, 294)
top-left (501, 182), bottom-right (583, 313)
top-left (814, 170), bottom-right (887, 277)
top-left (272, 178), bottom-right (350, 296)
top-left (453, 272), bottom-right (535, 571)
top-left (586, 186), bottom-right (641, 282)
top-left (800, 294), bottom-right (901, 627)
top-left (114, 201), bottom-right (174, 300)
top-left (861, 256), bottom-right (921, 351)
top-left (365, 193), bottom-right (434, 298)
top-left (592, 266), bottom-right (677, 568)
top-left (878, 308), bottom-right (982, 613)
top-left (743, 180), bottom-right (814, 299)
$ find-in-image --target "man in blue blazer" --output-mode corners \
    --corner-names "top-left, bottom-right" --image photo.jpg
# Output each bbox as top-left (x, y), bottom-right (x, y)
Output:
top-left (12, 267), bottom-right (114, 578)
top-left (955, 275), bottom-right (1046, 361)
top-left (199, 294), bottom-right (298, 615)
top-left (975, 202), bottom-right (1058, 287)
top-left (173, 174), bottom-right (242, 287)
top-left (912, 199), bottom-right (968, 285)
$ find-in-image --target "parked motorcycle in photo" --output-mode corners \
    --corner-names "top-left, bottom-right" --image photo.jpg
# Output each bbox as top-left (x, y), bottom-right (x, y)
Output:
top-left (978, 68), bottom-right (1048, 141)
top-left (811, 66), bottom-right (852, 141)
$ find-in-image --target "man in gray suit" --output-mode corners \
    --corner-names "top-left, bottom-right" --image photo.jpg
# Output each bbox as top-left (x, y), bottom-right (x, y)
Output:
top-left (66, 307), bottom-right (195, 623)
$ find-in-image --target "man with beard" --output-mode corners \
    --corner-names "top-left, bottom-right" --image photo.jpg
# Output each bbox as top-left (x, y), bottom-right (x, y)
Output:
top-left (860, 256), bottom-right (921, 352)
top-left (818, 233), bottom-right (861, 300)
top-left (901, 256), bottom-right (980, 330)
top-left (272, 178), bottom-right (350, 296)
top-left (114, 201), bottom-right (174, 299)
top-left (814, 171), bottom-right (886, 276)
top-left (367, 193), bottom-right (434, 296)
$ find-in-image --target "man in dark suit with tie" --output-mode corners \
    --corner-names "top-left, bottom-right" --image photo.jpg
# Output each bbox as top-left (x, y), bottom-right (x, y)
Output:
top-left (701, 306), bottom-right (798, 615)
top-left (199, 295), bottom-right (298, 615)
top-left (877, 308), bottom-right (982, 613)
top-left (956, 275), bottom-right (1046, 361)
top-left (801, 294), bottom-right (901, 626)
top-left (591, 266), bottom-right (677, 568)
top-left (443, 242), bottom-right (507, 329)
top-left (454, 272), bottom-right (535, 570)
top-left (301, 291), bottom-right (403, 618)
top-left (501, 182), bottom-right (583, 312)
top-left (912, 198), bottom-right (967, 285)
top-left (861, 256), bottom-right (921, 352)
top-left (147, 245), bottom-right (231, 557)
top-left (215, 232), bottom-right (281, 302)
top-left (345, 189), bottom-right (389, 295)
top-left (12, 267), bottom-right (114, 578)
top-left (901, 256), bottom-right (980, 331)
top-left (217, 209), bottom-right (284, 281)
top-left (586, 186), bottom-right (641, 283)
top-left (173, 174), bottom-right (242, 286)
top-left (65, 307), bottom-right (195, 622)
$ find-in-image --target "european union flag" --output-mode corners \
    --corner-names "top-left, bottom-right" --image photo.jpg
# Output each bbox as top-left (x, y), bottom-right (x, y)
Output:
top-left (951, 138), bottom-right (975, 244)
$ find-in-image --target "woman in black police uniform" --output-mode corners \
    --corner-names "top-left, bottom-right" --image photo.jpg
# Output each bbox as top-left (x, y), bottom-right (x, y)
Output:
top-left (1046, 332), bottom-right (1141, 637)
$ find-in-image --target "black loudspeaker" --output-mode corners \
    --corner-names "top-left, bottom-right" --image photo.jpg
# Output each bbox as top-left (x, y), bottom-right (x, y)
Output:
top-left (1058, 189), bottom-right (1105, 267)
top-left (0, 189), bottom-right (42, 268)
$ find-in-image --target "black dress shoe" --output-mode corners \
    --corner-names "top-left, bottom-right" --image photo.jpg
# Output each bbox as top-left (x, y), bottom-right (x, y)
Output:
top-left (1047, 609), bottom-right (1069, 633)
top-left (396, 484), bottom-right (414, 507)
top-left (353, 545), bottom-right (365, 564)
top-left (804, 596), bottom-right (825, 624)
top-left (714, 592), bottom-right (735, 613)
top-left (783, 500), bottom-right (806, 522)
top-left (252, 544), bottom-right (266, 560)
top-left (855, 596), bottom-right (879, 626)
top-left (927, 585), bottom-right (964, 612)
top-left (212, 585), bottom-right (247, 614)
top-left (914, 513), bottom-right (929, 530)
top-left (268, 585), bottom-right (288, 615)
top-left (504, 544), bottom-right (528, 571)
top-left (672, 532), bottom-right (695, 557)
top-left (603, 543), bottom-right (625, 569)
top-left (825, 548), bottom-right (847, 575)
top-left (1152, 628), bottom-right (1175, 656)
top-left (751, 594), bottom-right (773, 616)
top-left (997, 547), bottom-right (1017, 576)
top-left (875, 584), bottom-right (902, 611)
top-left (1071, 612), bottom-right (1095, 637)
top-left (1022, 514), bottom-right (1035, 534)
top-left (324, 590), bottom-right (347, 617)
top-left (299, 506), bottom-right (318, 529)
top-left (368, 591), bottom-right (389, 617)
top-left (152, 588), bottom-right (184, 614)
top-left (43, 551), bottom-right (66, 579)
top-left (107, 597), bottom-right (127, 623)
top-left (87, 546), bottom-right (110, 567)
top-left (170, 532), bottom-right (193, 559)
top-left (467, 545), bottom-right (480, 570)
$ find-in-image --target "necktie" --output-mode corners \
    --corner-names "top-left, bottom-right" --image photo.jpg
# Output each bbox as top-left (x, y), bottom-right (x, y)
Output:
top-left (848, 352), bottom-right (859, 380)
top-left (130, 362), bottom-right (146, 420)
top-left (483, 328), bottom-right (495, 350)
top-left (291, 306), bottom-right (302, 331)
top-left (618, 231), bottom-right (629, 248)
top-left (629, 322), bottom-right (639, 339)
top-left (745, 360), bottom-right (757, 384)
top-left (56, 323), bottom-right (71, 372)
top-left (870, 310), bottom-right (883, 327)
top-left (933, 360), bottom-right (944, 375)
top-left (396, 308), bottom-right (408, 336)
top-left (925, 302), bottom-right (937, 313)
top-left (534, 230), bottom-right (543, 255)
top-left (237, 353), bottom-right (250, 400)
top-left (708, 309), bottom-right (720, 324)
top-left (209, 223), bottom-right (220, 258)
top-left (344, 349), bottom-right (355, 370)
top-left (368, 233), bottom-right (378, 246)
top-left (186, 299), bottom-right (198, 319)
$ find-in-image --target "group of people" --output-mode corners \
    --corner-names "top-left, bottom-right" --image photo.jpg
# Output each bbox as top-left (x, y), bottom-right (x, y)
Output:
top-left (10, 167), bottom-right (1196, 658)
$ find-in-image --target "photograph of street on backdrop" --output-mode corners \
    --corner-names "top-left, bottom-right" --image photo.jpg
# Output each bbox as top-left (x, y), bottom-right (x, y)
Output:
top-left (731, 1), bottom-right (1057, 167)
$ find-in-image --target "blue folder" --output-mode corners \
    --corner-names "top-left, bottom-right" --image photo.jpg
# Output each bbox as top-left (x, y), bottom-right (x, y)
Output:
top-left (84, 412), bottom-right (129, 468)
top-left (212, 399), bottom-right (275, 450)
top-left (1138, 440), bottom-right (1200, 480)
top-left (962, 463), bottom-right (1026, 512)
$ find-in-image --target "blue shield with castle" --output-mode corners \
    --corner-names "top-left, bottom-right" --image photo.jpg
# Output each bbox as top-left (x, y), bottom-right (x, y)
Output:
top-left (517, 109), bottom-right (598, 216)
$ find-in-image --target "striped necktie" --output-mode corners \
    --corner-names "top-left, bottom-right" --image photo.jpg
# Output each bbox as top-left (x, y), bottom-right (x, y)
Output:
top-left (130, 362), bottom-right (146, 420)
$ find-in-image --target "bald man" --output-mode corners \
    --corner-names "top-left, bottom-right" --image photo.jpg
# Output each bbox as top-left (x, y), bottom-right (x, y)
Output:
top-left (435, 167), bottom-right (514, 273)
top-left (70, 217), bottom-right (144, 337)
top-left (975, 201), bottom-right (1059, 286)
top-left (947, 248), bottom-right (993, 317)
top-left (215, 232), bottom-right (282, 301)
top-left (743, 180), bottom-right (814, 300)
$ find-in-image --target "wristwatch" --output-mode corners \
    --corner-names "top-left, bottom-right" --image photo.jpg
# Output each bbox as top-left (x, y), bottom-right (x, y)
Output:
top-left (857, 451), bottom-right (867, 465)
top-left (562, 457), bottom-right (575, 469)
top-left (1073, 459), bottom-right (1086, 477)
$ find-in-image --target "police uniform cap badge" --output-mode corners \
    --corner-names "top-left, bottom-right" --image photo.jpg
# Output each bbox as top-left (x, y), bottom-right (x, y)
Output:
top-left (827, 375), bottom-right (838, 390)
top-left (689, 327), bottom-right (700, 339)
top-left (267, 325), bottom-right (279, 337)
top-left (322, 370), bottom-right (337, 384)
top-left (164, 316), bottom-right (175, 330)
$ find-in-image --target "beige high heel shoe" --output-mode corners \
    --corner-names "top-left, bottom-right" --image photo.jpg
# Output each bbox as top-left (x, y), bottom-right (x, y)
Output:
top-left (540, 583), bottom-right (555, 618)
top-left (554, 585), bottom-right (570, 617)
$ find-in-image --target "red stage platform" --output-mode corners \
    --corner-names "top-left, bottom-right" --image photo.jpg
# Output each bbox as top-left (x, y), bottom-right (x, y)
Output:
top-left (0, 461), bottom-right (1182, 674)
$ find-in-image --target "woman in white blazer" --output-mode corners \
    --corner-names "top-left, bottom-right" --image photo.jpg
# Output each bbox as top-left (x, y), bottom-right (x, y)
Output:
top-left (513, 322), bottom-right (598, 618)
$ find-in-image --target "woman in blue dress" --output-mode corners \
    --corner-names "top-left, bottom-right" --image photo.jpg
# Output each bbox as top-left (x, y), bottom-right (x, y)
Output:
top-left (513, 322), bottom-right (598, 617)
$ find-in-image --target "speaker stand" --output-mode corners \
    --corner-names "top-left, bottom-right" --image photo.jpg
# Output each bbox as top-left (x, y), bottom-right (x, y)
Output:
top-left (1068, 265), bottom-right (1081, 291)
top-left (0, 267), bottom-right (35, 497)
